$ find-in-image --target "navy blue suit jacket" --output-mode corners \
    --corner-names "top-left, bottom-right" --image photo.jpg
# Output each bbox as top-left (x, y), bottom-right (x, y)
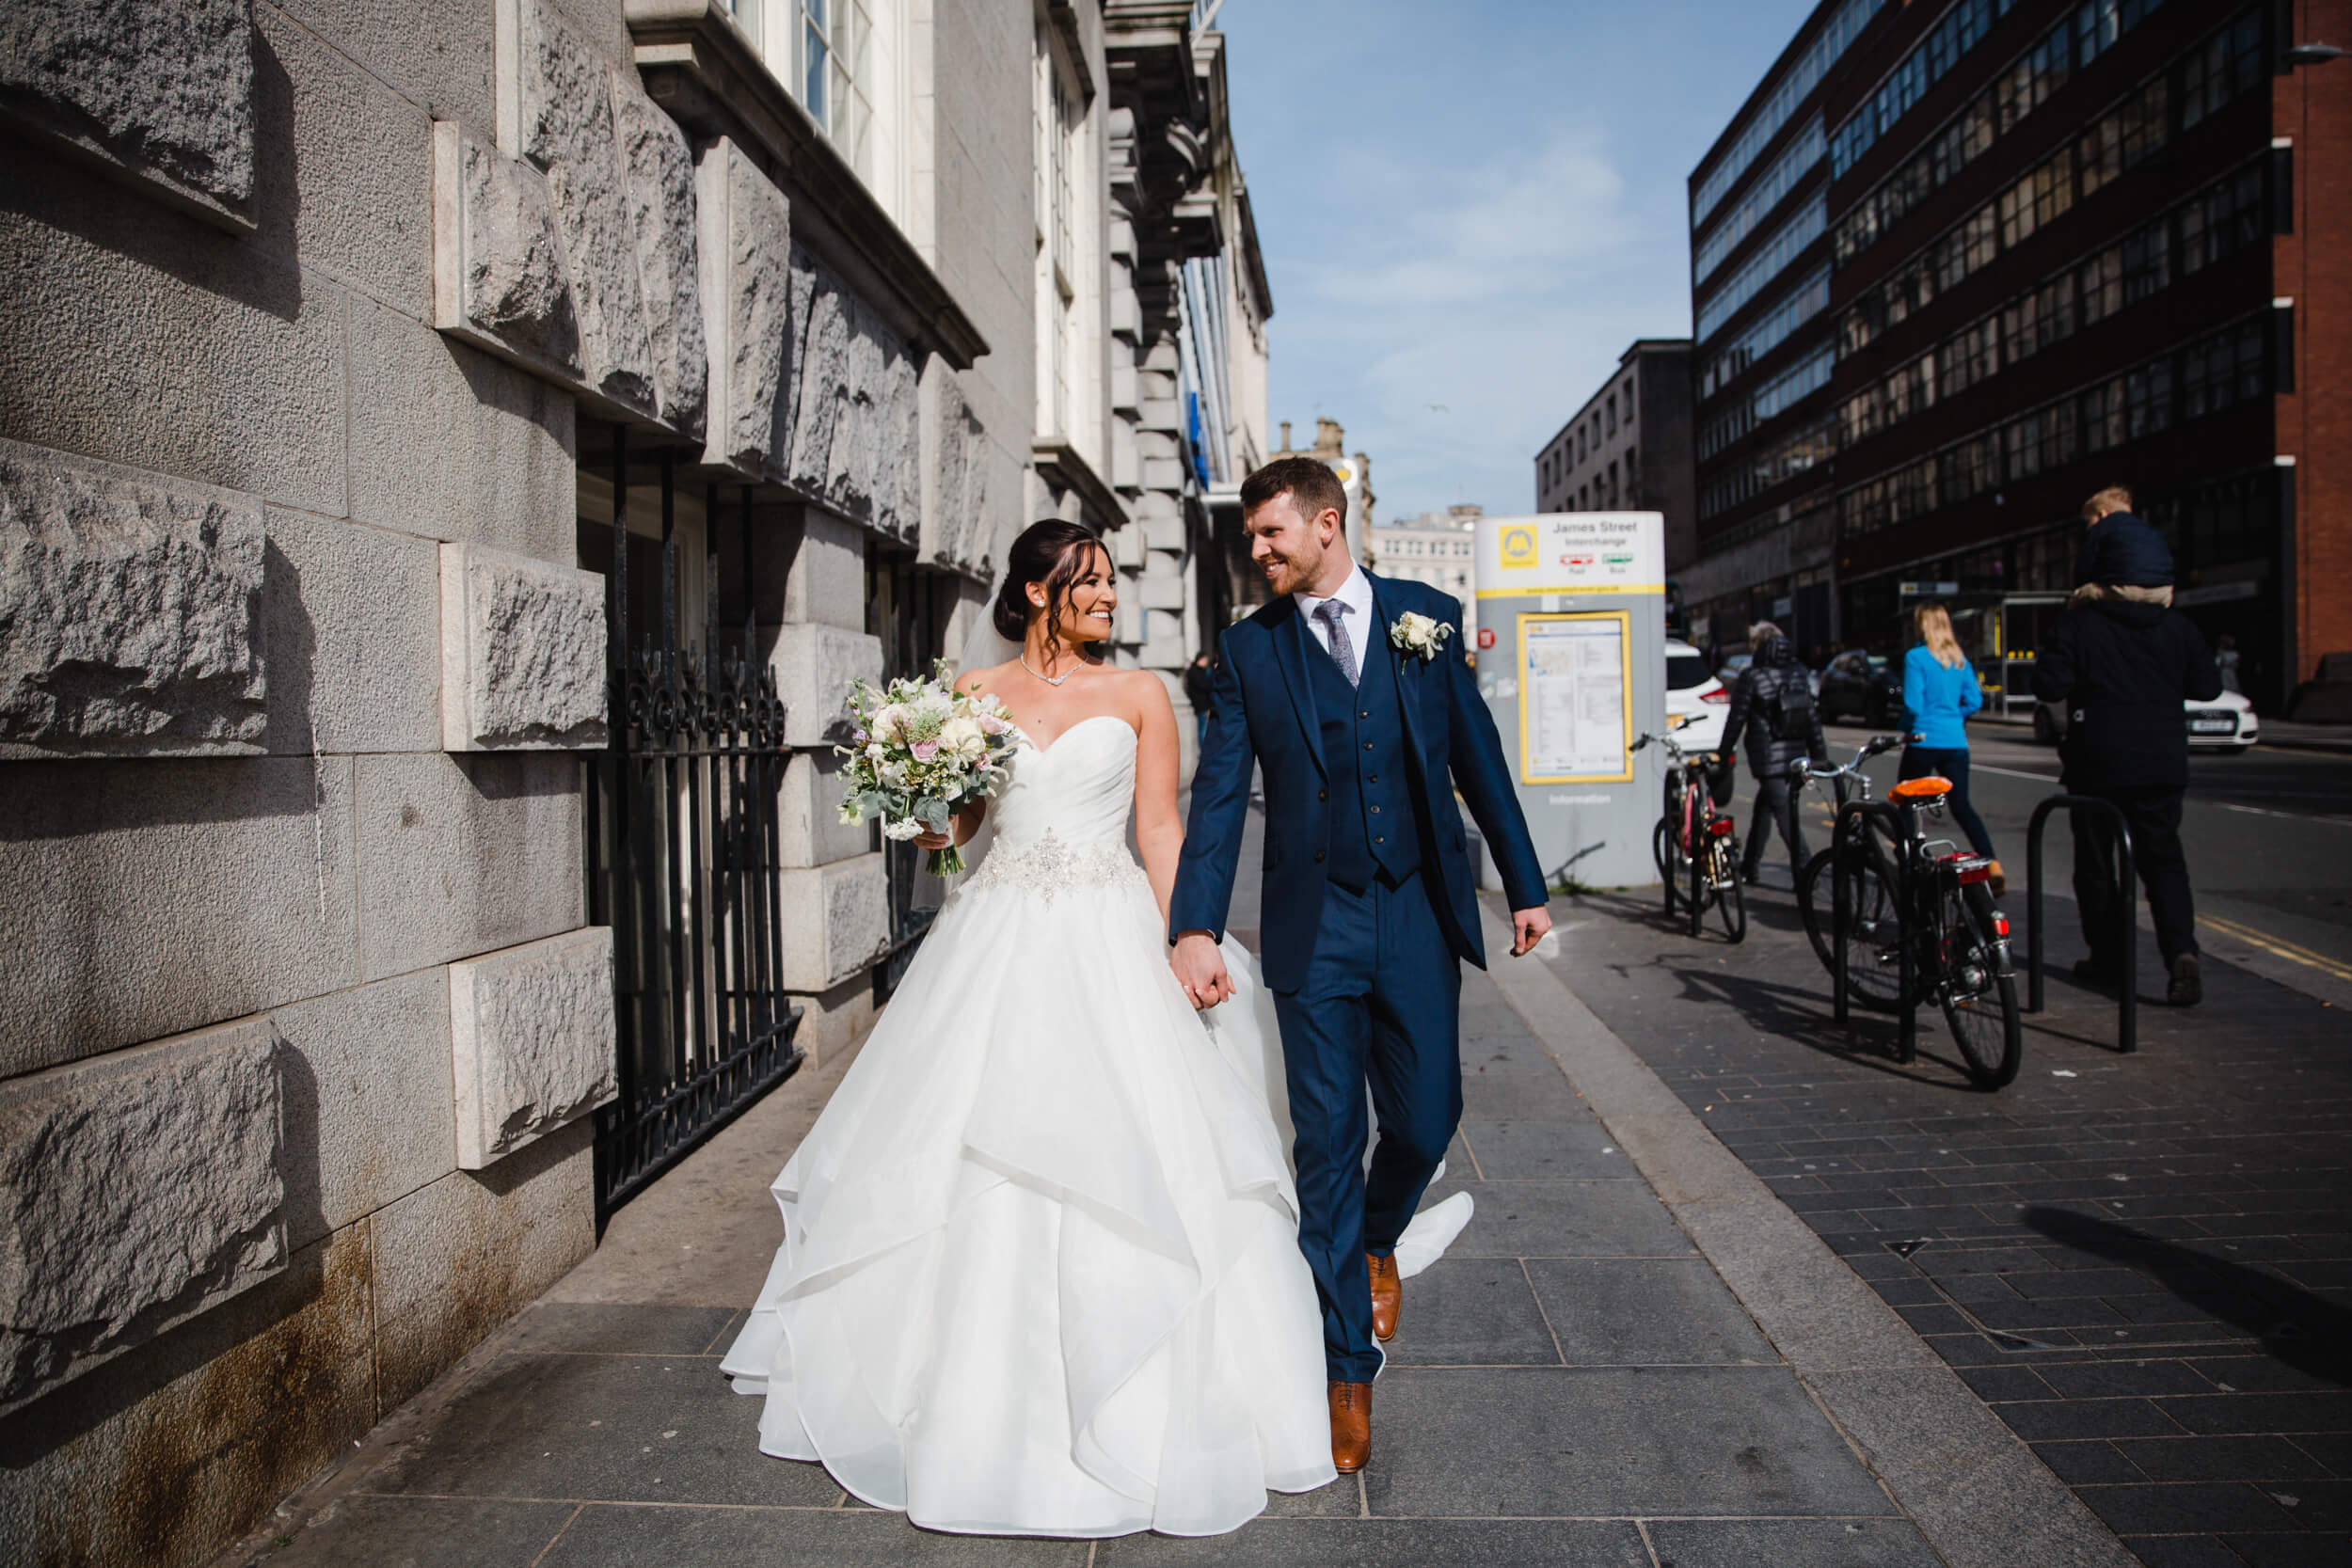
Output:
top-left (1169, 571), bottom-right (1549, 995)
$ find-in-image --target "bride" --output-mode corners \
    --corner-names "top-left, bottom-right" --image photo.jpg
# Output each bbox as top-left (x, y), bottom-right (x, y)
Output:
top-left (719, 520), bottom-right (1465, 1537)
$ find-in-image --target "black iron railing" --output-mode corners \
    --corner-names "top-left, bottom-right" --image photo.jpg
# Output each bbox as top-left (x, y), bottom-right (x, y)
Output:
top-left (588, 432), bottom-right (804, 1218)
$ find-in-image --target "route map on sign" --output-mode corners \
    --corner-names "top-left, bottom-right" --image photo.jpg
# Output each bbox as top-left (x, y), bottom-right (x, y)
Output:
top-left (1519, 612), bottom-right (1631, 783)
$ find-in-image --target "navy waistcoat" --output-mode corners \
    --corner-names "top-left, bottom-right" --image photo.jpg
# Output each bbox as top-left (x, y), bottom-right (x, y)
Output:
top-left (1305, 625), bottom-right (1420, 891)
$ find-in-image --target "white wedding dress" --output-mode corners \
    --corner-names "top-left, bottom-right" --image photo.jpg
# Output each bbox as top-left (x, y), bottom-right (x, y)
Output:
top-left (719, 713), bottom-right (1470, 1537)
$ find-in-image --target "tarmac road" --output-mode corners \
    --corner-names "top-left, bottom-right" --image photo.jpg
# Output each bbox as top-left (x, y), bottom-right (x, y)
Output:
top-left (1771, 722), bottom-right (2352, 1004)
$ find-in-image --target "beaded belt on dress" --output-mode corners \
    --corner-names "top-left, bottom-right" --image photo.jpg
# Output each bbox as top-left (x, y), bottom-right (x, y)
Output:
top-left (961, 831), bottom-right (1146, 905)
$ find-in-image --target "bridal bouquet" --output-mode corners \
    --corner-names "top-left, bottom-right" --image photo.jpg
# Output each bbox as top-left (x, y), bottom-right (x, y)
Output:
top-left (837, 660), bottom-right (1024, 876)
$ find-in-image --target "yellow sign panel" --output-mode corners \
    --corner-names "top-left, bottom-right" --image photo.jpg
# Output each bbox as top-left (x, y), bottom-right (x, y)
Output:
top-left (1516, 610), bottom-right (1634, 784)
top-left (1499, 525), bottom-right (1538, 569)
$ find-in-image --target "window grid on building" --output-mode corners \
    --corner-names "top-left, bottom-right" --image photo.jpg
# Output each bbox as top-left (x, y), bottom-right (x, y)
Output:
top-left (1692, 0), bottom-right (1885, 225)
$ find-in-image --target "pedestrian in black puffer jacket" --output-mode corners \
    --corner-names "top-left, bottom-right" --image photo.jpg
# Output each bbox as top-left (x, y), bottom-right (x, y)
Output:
top-left (1720, 626), bottom-right (1828, 884)
top-left (2031, 592), bottom-right (2223, 1006)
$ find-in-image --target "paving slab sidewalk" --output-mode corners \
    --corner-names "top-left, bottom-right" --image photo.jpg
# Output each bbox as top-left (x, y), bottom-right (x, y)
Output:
top-left (1539, 863), bottom-right (2352, 1568)
top-left (218, 798), bottom-right (2128, 1568)
top-left (228, 958), bottom-right (1987, 1568)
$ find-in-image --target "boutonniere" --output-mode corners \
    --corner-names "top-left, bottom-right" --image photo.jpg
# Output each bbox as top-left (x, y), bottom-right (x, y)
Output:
top-left (1389, 611), bottom-right (1454, 662)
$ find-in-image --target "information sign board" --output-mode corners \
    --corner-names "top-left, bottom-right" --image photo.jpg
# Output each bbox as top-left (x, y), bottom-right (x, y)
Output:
top-left (1518, 612), bottom-right (1631, 784)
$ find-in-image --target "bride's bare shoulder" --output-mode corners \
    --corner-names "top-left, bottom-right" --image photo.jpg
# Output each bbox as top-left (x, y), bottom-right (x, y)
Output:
top-left (956, 661), bottom-right (1018, 697)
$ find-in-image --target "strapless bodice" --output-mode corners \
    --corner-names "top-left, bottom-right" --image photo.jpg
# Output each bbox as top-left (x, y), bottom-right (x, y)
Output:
top-left (959, 715), bottom-right (1143, 904)
top-left (987, 714), bottom-right (1137, 852)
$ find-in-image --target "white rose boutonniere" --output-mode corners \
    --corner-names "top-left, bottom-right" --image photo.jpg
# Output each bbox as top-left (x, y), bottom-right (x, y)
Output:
top-left (1389, 610), bottom-right (1454, 662)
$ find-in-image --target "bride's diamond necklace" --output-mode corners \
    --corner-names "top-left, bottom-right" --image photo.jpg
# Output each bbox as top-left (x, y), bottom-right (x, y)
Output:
top-left (1020, 655), bottom-right (1073, 687)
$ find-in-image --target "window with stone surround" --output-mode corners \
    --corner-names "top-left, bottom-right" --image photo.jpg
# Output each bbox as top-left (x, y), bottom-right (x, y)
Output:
top-left (731, 0), bottom-right (917, 230)
top-left (1031, 18), bottom-right (1094, 446)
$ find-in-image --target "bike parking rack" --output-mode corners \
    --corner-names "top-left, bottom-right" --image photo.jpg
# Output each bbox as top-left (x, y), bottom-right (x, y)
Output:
top-left (2025, 794), bottom-right (2137, 1053)
top-left (1832, 800), bottom-right (1915, 1061)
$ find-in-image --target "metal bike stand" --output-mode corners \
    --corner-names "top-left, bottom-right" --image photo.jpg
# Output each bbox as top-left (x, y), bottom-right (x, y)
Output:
top-left (1833, 800), bottom-right (1914, 1061)
top-left (2025, 794), bottom-right (2137, 1053)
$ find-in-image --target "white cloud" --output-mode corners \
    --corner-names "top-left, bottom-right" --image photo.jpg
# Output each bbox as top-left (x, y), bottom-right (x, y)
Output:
top-left (1263, 129), bottom-right (1689, 520)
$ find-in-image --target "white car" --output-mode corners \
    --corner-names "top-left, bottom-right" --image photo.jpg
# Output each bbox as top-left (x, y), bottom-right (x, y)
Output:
top-left (2031, 689), bottom-right (2260, 754)
top-left (1666, 639), bottom-right (1730, 753)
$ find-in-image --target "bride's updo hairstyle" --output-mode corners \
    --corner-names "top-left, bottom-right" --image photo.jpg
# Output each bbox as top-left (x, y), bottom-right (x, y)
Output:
top-left (993, 518), bottom-right (1110, 648)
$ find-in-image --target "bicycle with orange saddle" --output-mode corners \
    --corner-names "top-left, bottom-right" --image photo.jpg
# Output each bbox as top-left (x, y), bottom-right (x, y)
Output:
top-left (1796, 745), bottom-right (2021, 1089)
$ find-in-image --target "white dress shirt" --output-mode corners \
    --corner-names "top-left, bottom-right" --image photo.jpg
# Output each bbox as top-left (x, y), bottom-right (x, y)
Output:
top-left (1293, 562), bottom-right (1375, 667)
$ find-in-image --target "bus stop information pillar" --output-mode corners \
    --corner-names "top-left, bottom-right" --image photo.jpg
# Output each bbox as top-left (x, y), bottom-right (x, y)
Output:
top-left (1472, 513), bottom-right (1667, 892)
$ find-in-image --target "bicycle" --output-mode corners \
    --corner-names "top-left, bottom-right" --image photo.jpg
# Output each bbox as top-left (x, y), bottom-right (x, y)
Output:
top-left (1633, 722), bottom-right (1744, 942)
top-left (1792, 735), bottom-right (1904, 1003)
top-left (1796, 747), bottom-right (2022, 1089)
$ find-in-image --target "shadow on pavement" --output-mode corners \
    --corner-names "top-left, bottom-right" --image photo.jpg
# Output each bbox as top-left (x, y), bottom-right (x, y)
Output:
top-left (2020, 1206), bottom-right (2352, 1387)
top-left (1653, 958), bottom-right (1993, 1095)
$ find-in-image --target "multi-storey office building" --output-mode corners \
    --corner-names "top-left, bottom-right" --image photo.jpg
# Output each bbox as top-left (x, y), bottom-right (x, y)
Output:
top-left (1691, 0), bottom-right (2349, 711)
top-left (1534, 339), bottom-right (1697, 570)
top-left (1681, 0), bottom-right (1884, 660)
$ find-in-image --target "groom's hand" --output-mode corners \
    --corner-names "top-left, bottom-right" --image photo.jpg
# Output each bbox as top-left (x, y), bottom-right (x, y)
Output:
top-left (1170, 930), bottom-right (1233, 1010)
top-left (1509, 906), bottom-right (1553, 958)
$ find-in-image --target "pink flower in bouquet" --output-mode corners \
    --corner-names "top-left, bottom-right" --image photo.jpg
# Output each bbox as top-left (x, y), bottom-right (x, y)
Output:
top-left (912, 739), bottom-right (939, 761)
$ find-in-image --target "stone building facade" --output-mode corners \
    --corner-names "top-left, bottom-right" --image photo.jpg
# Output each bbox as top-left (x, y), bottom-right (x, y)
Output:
top-left (0, 3), bottom-right (1266, 1564)
top-left (1368, 504), bottom-right (1484, 645)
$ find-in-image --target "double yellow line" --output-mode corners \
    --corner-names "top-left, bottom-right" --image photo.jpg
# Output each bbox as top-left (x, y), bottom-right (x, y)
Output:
top-left (2200, 912), bottom-right (2352, 987)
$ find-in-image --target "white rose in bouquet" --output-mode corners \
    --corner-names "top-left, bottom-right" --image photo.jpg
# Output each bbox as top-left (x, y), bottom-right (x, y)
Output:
top-left (837, 660), bottom-right (1030, 875)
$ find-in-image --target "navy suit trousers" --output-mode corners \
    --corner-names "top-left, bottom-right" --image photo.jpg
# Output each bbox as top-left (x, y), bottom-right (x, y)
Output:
top-left (1270, 868), bottom-right (1462, 1384)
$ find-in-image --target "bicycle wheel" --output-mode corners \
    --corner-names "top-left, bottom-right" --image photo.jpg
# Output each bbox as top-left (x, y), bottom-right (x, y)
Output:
top-left (1939, 883), bottom-right (2022, 1089)
top-left (1715, 839), bottom-right (1747, 942)
top-left (1798, 839), bottom-right (1909, 1010)
top-left (1687, 817), bottom-right (1708, 937)
top-left (1656, 818), bottom-right (1678, 912)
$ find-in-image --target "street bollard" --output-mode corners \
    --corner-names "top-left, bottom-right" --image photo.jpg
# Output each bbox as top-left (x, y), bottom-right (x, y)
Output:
top-left (2025, 793), bottom-right (2137, 1053)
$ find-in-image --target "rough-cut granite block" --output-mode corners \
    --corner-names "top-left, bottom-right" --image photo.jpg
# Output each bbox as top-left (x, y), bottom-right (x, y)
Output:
top-left (613, 82), bottom-right (706, 439)
top-left (516, 0), bottom-right (653, 416)
top-left (876, 348), bottom-right (922, 543)
top-left (0, 0), bottom-right (257, 231)
top-left (438, 542), bottom-right (607, 751)
top-left (785, 246), bottom-right (848, 501)
top-left (0, 1017), bottom-right (283, 1414)
top-left (921, 366), bottom-right (993, 581)
top-left (0, 438), bottom-right (266, 758)
top-left (432, 119), bottom-right (583, 381)
top-left (449, 927), bottom-right (616, 1170)
top-left (696, 137), bottom-right (792, 480)
top-left (766, 621), bottom-right (880, 750)
top-left (778, 854), bottom-right (889, 992)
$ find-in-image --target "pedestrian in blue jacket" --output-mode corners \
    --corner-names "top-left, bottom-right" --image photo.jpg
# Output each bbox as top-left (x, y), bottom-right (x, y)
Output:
top-left (1899, 602), bottom-right (2002, 894)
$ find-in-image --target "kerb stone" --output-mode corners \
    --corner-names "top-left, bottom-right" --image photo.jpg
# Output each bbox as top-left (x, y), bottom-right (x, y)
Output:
top-left (0, 0), bottom-right (257, 232)
top-left (449, 927), bottom-right (617, 1170)
top-left (438, 542), bottom-right (607, 751)
top-left (0, 1017), bottom-right (284, 1415)
top-left (0, 438), bottom-right (267, 758)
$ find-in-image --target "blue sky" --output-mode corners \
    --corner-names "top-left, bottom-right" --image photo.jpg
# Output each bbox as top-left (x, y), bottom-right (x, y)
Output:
top-left (1220, 0), bottom-right (1820, 523)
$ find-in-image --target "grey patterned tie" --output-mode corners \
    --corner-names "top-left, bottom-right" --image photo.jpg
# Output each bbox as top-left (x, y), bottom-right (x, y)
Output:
top-left (1315, 599), bottom-right (1359, 687)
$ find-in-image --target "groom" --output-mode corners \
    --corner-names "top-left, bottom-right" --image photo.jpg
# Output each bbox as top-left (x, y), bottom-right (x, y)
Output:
top-left (1168, 456), bottom-right (1550, 1473)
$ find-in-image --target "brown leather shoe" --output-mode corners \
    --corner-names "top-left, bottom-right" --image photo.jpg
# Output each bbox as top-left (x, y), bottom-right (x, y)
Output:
top-left (1367, 1252), bottom-right (1402, 1342)
top-left (1328, 1380), bottom-right (1372, 1473)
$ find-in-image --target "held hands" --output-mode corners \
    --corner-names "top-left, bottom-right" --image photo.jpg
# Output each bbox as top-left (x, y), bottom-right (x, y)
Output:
top-left (1509, 905), bottom-right (1552, 958)
top-left (1169, 930), bottom-right (1233, 1011)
